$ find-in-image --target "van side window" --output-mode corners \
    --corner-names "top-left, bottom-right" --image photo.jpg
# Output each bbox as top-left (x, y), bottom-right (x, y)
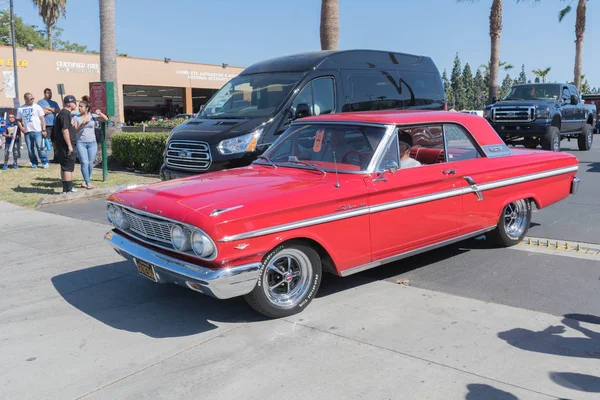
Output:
top-left (292, 77), bottom-right (335, 117)
top-left (444, 124), bottom-right (481, 161)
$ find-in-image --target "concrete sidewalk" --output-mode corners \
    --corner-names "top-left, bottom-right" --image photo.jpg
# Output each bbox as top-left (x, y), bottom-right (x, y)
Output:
top-left (1, 201), bottom-right (598, 399)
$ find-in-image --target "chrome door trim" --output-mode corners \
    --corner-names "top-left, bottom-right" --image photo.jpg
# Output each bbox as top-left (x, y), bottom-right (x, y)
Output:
top-left (339, 226), bottom-right (496, 277)
top-left (218, 165), bottom-right (578, 242)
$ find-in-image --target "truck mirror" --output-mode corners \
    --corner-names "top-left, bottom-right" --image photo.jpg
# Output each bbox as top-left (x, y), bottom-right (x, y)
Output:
top-left (571, 95), bottom-right (578, 105)
top-left (294, 103), bottom-right (311, 119)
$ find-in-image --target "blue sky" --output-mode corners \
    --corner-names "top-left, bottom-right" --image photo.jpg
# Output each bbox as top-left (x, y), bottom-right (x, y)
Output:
top-left (15, 0), bottom-right (600, 88)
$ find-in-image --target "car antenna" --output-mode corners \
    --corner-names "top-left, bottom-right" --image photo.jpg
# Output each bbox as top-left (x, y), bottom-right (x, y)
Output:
top-left (332, 150), bottom-right (341, 188)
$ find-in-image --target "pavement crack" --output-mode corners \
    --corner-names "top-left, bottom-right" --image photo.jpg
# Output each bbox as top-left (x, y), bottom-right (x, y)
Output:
top-left (285, 320), bottom-right (558, 399)
top-left (74, 323), bottom-right (247, 400)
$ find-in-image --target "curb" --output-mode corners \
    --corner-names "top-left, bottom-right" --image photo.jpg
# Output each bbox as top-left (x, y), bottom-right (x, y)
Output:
top-left (35, 182), bottom-right (158, 209)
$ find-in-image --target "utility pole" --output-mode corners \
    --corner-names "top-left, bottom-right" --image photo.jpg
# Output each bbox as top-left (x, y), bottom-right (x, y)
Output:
top-left (9, 0), bottom-right (19, 106)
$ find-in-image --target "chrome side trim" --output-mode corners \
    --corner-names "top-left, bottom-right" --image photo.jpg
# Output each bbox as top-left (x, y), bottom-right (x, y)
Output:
top-left (210, 205), bottom-right (244, 217)
top-left (339, 226), bottom-right (496, 277)
top-left (218, 165), bottom-right (578, 242)
top-left (105, 230), bottom-right (260, 299)
top-left (219, 206), bottom-right (371, 242)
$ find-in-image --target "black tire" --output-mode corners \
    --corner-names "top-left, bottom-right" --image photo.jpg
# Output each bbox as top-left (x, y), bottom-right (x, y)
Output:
top-left (540, 126), bottom-right (560, 151)
top-left (244, 243), bottom-right (322, 318)
top-left (577, 124), bottom-right (593, 151)
top-left (486, 199), bottom-right (532, 247)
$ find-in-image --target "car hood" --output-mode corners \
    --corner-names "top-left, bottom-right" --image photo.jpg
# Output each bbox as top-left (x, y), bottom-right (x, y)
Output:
top-left (108, 166), bottom-right (369, 238)
top-left (167, 117), bottom-right (269, 144)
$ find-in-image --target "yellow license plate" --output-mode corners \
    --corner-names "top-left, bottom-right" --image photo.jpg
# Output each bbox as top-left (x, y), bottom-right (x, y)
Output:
top-left (136, 259), bottom-right (157, 282)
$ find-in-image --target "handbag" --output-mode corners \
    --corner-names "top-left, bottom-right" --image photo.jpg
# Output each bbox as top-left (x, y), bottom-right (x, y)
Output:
top-left (93, 116), bottom-right (104, 144)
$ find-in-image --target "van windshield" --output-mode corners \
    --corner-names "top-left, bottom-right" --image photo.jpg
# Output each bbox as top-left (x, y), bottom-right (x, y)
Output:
top-left (200, 72), bottom-right (303, 119)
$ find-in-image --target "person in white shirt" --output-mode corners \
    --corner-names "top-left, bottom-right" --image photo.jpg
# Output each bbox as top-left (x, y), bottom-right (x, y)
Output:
top-left (16, 92), bottom-right (48, 168)
top-left (399, 140), bottom-right (421, 169)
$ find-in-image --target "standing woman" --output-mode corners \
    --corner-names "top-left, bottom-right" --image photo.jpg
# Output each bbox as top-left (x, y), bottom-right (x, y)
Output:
top-left (74, 100), bottom-right (108, 189)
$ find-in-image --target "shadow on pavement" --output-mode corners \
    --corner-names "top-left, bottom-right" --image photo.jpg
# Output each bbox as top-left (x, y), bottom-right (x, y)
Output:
top-left (464, 384), bottom-right (518, 399)
top-left (51, 261), bottom-right (264, 338)
top-left (549, 372), bottom-right (600, 393)
top-left (584, 162), bottom-right (600, 173)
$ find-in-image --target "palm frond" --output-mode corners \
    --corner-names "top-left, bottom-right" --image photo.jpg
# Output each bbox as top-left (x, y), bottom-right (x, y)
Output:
top-left (558, 5), bottom-right (572, 22)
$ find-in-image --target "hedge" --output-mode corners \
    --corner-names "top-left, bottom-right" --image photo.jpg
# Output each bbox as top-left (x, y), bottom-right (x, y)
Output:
top-left (112, 132), bottom-right (170, 173)
top-left (134, 117), bottom-right (190, 129)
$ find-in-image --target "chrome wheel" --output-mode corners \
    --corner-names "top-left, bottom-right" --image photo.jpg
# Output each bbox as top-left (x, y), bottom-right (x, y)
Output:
top-left (503, 200), bottom-right (529, 240)
top-left (552, 135), bottom-right (560, 152)
top-left (588, 129), bottom-right (593, 147)
top-left (263, 248), bottom-right (313, 309)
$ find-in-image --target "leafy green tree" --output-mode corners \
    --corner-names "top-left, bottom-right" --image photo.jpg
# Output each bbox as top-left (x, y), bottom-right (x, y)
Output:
top-left (450, 53), bottom-right (466, 110)
top-left (31, 0), bottom-right (67, 50)
top-left (534, 76), bottom-right (541, 83)
top-left (462, 63), bottom-right (475, 109)
top-left (442, 69), bottom-right (453, 108)
top-left (0, 13), bottom-right (47, 48)
top-left (518, 64), bottom-right (527, 84)
top-left (532, 67), bottom-right (551, 83)
top-left (499, 73), bottom-right (514, 98)
top-left (473, 69), bottom-right (486, 109)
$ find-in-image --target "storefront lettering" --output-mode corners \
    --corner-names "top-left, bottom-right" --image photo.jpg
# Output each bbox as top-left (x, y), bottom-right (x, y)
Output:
top-left (0, 59), bottom-right (28, 68)
top-left (176, 70), bottom-right (237, 82)
top-left (56, 61), bottom-right (99, 74)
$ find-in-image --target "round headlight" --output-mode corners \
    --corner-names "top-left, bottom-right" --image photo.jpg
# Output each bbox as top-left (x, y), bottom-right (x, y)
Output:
top-left (107, 204), bottom-right (116, 224)
top-left (114, 207), bottom-right (129, 229)
top-left (171, 225), bottom-right (191, 251)
top-left (191, 231), bottom-right (216, 258)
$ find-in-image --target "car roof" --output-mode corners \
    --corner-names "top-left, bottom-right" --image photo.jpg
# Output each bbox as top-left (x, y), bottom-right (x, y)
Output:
top-left (241, 49), bottom-right (438, 75)
top-left (297, 110), bottom-right (482, 125)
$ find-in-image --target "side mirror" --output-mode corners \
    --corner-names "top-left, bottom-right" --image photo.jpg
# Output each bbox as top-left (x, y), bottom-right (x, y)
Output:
top-left (571, 95), bottom-right (578, 105)
top-left (385, 160), bottom-right (398, 174)
top-left (294, 103), bottom-right (311, 119)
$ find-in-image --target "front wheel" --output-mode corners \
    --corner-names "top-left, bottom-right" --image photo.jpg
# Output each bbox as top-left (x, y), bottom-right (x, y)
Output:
top-left (578, 124), bottom-right (593, 151)
top-left (540, 126), bottom-right (560, 152)
top-left (244, 243), bottom-right (322, 318)
top-left (486, 199), bottom-right (532, 247)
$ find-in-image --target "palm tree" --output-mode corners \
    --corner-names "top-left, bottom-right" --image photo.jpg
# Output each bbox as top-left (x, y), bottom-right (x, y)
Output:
top-left (531, 67), bottom-right (551, 83)
top-left (99, 0), bottom-right (121, 145)
top-left (558, 0), bottom-right (587, 90)
top-left (31, 0), bottom-right (67, 50)
top-left (320, 0), bottom-right (339, 50)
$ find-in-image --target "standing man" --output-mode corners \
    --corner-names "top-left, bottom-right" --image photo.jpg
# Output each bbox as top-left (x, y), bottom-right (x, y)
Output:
top-left (53, 95), bottom-right (78, 193)
top-left (38, 88), bottom-right (60, 162)
top-left (16, 92), bottom-right (48, 168)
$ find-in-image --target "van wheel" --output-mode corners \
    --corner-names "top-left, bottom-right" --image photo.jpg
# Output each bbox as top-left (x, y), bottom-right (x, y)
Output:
top-left (540, 127), bottom-right (560, 151)
top-left (486, 199), bottom-right (531, 247)
top-left (244, 243), bottom-right (321, 318)
top-left (578, 124), bottom-right (593, 151)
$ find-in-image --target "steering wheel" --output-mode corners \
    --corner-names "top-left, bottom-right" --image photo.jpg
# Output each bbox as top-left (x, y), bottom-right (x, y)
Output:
top-left (341, 151), bottom-right (362, 166)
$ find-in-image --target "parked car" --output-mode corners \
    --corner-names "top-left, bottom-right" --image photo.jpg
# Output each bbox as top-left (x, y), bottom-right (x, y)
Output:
top-left (484, 83), bottom-right (595, 151)
top-left (105, 110), bottom-right (580, 318)
top-left (160, 49), bottom-right (447, 181)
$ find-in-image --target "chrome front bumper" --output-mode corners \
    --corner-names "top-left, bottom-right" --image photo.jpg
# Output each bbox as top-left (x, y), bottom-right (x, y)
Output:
top-left (104, 230), bottom-right (260, 299)
top-left (571, 177), bottom-right (581, 195)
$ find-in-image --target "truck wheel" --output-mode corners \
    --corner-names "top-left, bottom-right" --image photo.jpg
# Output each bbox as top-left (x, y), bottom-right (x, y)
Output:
top-left (577, 124), bottom-right (593, 151)
top-left (540, 127), bottom-right (560, 151)
top-left (486, 199), bottom-right (532, 247)
top-left (244, 243), bottom-right (322, 318)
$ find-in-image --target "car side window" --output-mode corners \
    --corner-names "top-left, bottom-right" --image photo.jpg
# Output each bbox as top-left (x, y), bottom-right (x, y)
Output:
top-left (563, 87), bottom-right (571, 103)
top-left (444, 124), bottom-right (482, 161)
top-left (569, 86), bottom-right (579, 103)
top-left (377, 134), bottom-right (400, 171)
top-left (292, 77), bottom-right (335, 118)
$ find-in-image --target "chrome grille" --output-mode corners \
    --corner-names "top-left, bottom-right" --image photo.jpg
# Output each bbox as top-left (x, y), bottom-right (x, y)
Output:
top-left (492, 106), bottom-right (534, 122)
top-left (165, 140), bottom-right (212, 171)
top-left (123, 209), bottom-right (173, 244)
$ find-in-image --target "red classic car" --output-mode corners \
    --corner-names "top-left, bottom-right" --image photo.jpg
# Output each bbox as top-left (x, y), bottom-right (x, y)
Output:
top-left (104, 110), bottom-right (580, 318)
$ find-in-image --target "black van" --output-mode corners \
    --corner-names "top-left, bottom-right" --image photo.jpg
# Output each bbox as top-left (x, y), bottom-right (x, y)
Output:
top-left (160, 49), bottom-right (446, 180)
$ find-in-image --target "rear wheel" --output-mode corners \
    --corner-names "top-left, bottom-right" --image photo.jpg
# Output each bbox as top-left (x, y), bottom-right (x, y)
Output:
top-left (540, 126), bottom-right (560, 152)
top-left (486, 199), bottom-right (532, 247)
top-left (577, 124), bottom-right (593, 151)
top-left (244, 243), bottom-right (322, 318)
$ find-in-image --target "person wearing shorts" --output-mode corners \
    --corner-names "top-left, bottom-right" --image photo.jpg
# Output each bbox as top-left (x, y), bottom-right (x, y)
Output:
top-left (52, 95), bottom-right (78, 193)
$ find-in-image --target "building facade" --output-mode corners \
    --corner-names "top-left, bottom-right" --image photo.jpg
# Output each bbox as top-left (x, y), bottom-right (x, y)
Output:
top-left (0, 46), bottom-right (244, 124)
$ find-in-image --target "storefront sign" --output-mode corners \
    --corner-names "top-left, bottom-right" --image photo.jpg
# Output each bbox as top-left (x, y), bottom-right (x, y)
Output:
top-left (0, 59), bottom-right (28, 68)
top-left (57, 61), bottom-right (99, 74)
top-left (176, 70), bottom-right (237, 82)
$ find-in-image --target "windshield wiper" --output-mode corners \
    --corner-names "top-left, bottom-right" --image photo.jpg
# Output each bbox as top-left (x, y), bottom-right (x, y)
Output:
top-left (255, 155), bottom-right (277, 168)
top-left (284, 158), bottom-right (326, 176)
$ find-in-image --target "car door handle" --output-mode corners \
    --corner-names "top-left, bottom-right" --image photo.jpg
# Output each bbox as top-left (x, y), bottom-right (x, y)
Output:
top-left (464, 176), bottom-right (484, 201)
top-left (442, 168), bottom-right (456, 175)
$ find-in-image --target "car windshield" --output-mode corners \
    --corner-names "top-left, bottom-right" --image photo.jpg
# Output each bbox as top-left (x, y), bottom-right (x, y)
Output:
top-left (199, 72), bottom-right (303, 119)
top-left (501, 85), bottom-right (560, 101)
top-left (258, 123), bottom-right (388, 173)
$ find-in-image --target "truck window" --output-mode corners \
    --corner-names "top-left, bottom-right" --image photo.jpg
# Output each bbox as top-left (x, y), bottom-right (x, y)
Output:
top-left (292, 77), bottom-right (335, 117)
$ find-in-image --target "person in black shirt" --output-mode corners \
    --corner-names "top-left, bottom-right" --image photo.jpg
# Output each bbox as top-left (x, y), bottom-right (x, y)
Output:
top-left (53, 95), bottom-right (78, 193)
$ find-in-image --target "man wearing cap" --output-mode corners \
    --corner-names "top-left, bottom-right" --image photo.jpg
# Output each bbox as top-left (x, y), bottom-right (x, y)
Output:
top-left (52, 95), bottom-right (78, 193)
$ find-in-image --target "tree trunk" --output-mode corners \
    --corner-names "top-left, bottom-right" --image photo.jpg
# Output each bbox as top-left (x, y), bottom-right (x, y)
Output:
top-left (573, 0), bottom-right (586, 90)
top-left (320, 0), bottom-right (339, 50)
top-left (488, 0), bottom-right (502, 104)
top-left (47, 24), bottom-right (53, 50)
top-left (99, 0), bottom-right (122, 150)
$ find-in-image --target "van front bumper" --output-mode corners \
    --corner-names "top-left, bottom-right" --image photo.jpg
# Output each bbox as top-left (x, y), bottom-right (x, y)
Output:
top-left (104, 230), bottom-right (260, 299)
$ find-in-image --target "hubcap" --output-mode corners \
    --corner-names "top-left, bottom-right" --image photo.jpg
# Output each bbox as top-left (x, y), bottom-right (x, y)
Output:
top-left (553, 136), bottom-right (559, 151)
top-left (263, 249), bottom-right (313, 309)
top-left (588, 130), bottom-right (593, 146)
top-left (504, 200), bottom-right (528, 240)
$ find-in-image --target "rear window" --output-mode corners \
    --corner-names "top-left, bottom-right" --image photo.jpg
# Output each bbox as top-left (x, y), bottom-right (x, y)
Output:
top-left (342, 71), bottom-right (443, 112)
